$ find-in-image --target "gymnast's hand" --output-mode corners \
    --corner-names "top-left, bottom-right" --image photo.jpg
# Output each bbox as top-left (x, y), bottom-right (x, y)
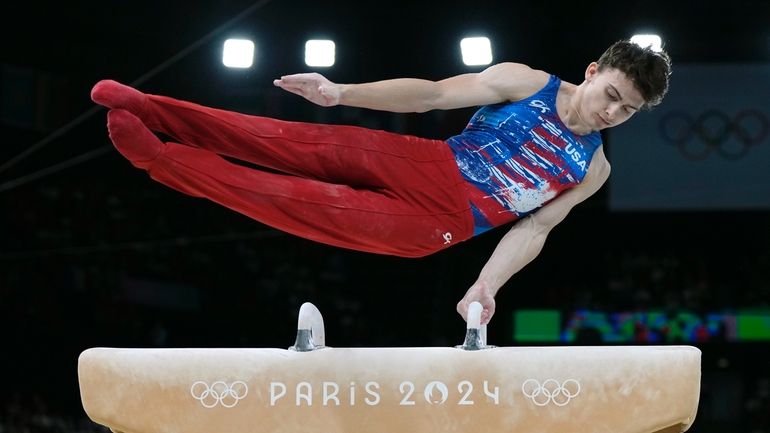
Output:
top-left (456, 282), bottom-right (496, 326)
top-left (273, 73), bottom-right (340, 107)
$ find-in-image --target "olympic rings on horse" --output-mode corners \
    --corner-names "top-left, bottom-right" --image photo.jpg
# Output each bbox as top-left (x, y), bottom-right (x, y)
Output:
top-left (190, 381), bottom-right (249, 408)
top-left (521, 378), bottom-right (581, 407)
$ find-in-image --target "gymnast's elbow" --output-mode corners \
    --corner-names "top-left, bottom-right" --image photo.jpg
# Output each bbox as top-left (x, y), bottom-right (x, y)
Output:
top-left (414, 95), bottom-right (441, 113)
top-left (414, 81), bottom-right (449, 113)
top-left (527, 212), bottom-right (563, 238)
top-left (411, 103), bottom-right (434, 114)
top-left (392, 96), bottom-right (436, 114)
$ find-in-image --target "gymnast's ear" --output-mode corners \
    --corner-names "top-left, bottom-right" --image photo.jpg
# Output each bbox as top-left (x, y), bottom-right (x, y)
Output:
top-left (584, 62), bottom-right (600, 82)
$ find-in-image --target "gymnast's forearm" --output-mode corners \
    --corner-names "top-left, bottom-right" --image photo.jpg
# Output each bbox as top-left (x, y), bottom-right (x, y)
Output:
top-left (338, 79), bottom-right (439, 113)
top-left (474, 217), bottom-right (549, 296)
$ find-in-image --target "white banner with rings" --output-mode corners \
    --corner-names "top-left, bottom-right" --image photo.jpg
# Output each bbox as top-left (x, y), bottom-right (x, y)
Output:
top-left (607, 63), bottom-right (770, 210)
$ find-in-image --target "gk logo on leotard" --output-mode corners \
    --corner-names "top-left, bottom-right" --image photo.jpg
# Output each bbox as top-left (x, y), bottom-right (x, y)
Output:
top-left (442, 232), bottom-right (453, 244)
top-left (529, 100), bottom-right (550, 113)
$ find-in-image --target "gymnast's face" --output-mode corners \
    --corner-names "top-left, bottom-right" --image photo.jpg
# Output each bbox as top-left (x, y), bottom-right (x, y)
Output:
top-left (580, 63), bottom-right (645, 131)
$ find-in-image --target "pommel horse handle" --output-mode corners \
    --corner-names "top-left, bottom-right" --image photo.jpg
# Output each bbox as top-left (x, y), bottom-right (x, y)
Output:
top-left (458, 301), bottom-right (492, 350)
top-left (290, 302), bottom-right (326, 351)
top-left (291, 301), bottom-right (488, 351)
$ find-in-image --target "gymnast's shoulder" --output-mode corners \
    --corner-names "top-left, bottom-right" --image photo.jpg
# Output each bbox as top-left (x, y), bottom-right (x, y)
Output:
top-left (586, 146), bottom-right (611, 187)
top-left (476, 62), bottom-right (551, 102)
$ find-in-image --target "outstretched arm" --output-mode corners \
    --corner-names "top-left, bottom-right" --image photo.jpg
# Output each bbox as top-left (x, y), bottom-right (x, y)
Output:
top-left (273, 63), bottom-right (549, 113)
top-left (456, 149), bottom-right (611, 325)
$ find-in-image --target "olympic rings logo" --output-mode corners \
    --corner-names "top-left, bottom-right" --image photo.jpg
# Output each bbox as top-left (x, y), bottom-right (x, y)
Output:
top-left (659, 109), bottom-right (768, 160)
top-left (521, 379), bottom-right (581, 406)
top-left (190, 381), bottom-right (249, 408)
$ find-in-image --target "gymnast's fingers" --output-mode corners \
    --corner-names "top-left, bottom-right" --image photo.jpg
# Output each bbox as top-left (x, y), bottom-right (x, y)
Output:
top-left (456, 299), bottom-right (469, 322)
top-left (276, 73), bottom-right (324, 85)
top-left (276, 86), bottom-right (307, 99)
top-left (480, 302), bottom-right (495, 325)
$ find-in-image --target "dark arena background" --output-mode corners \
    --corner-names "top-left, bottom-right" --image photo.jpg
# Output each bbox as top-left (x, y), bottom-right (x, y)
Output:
top-left (1, 1), bottom-right (769, 432)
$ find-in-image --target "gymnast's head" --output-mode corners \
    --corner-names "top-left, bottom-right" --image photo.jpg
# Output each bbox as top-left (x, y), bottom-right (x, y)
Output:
top-left (578, 39), bottom-right (672, 129)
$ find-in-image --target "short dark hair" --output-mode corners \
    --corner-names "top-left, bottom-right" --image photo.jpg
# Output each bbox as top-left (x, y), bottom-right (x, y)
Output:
top-left (597, 40), bottom-right (672, 110)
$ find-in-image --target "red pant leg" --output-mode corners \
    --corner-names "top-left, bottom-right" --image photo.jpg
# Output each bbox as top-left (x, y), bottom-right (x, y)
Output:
top-left (138, 93), bottom-right (456, 189)
top-left (146, 141), bottom-right (473, 258)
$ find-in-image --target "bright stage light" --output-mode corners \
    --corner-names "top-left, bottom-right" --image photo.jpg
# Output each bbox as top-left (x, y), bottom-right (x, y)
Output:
top-left (223, 39), bottom-right (255, 68)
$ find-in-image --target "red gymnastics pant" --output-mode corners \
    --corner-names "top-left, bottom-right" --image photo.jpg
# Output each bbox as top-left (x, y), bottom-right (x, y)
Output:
top-left (124, 93), bottom-right (474, 258)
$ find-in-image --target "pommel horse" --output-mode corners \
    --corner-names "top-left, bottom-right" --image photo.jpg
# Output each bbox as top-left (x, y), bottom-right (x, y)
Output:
top-left (78, 302), bottom-right (701, 433)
